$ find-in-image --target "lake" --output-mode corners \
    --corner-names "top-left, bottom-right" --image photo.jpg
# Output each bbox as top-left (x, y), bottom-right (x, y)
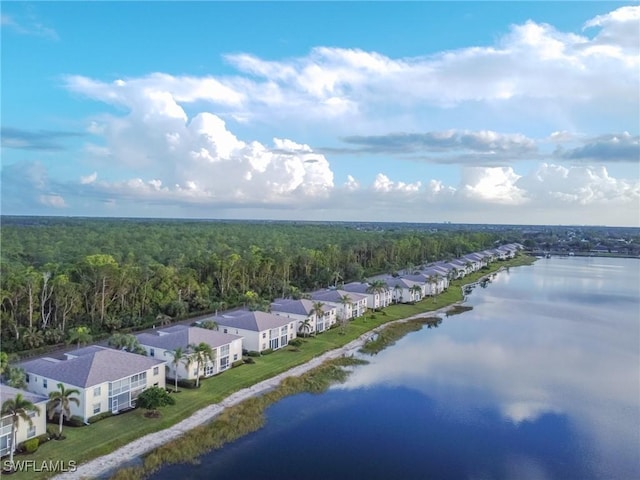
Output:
top-left (151, 257), bottom-right (640, 480)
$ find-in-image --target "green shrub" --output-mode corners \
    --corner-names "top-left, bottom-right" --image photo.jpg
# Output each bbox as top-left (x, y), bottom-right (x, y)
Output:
top-left (243, 357), bottom-right (255, 364)
top-left (261, 348), bottom-right (274, 355)
top-left (23, 438), bottom-right (39, 453)
top-left (69, 415), bottom-right (86, 427)
top-left (247, 351), bottom-right (260, 357)
top-left (231, 359), bottom-right (244, 368)
top-left (49, 414), bottom-right (86, 427)
top-left (177, 378), bottom-right (198, 389)
top-left (87, 411), bottom-right (114, 424)
top-left (287, 338), bottom-right (303, 347)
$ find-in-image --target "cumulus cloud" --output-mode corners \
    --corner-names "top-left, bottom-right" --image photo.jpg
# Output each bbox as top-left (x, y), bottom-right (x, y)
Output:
top-left (517, 163), bottom-right (639, 205)
top-left (8, 5), bottom-right (632, 225)
top-left (62, 6), bottom-right (639, 132)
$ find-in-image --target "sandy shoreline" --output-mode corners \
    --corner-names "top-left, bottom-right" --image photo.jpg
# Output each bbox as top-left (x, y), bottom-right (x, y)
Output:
top-left (52, 304), bottom-right (456, 480)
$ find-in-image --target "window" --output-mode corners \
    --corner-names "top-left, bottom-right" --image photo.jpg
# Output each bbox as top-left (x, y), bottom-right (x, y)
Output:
top-left (153, 367), bottom-right (159, 376)
top-left (262, 343), bottom-right (266, 350)
top-left (43, 379), bottom-right (48, 389)
top-left (220, 356), bottom-right (229, 370)
top-left (93, 403), bottom-right (101, 415)
top-left (94, 386), bottom-right (101, 397)
top-left (233, 353), bottom-right (238, 361)
top-left (27, 424), bottom-right (36, 439)
top-left (262, 332), bottom-right (267, 339)
top-left (150, 348), bottom-right (155, 357)
top-left (269, 338), bottom-right (279, 350)
top-left (223, 328), bottom-right (228, 334)
top-left (25, 374), bottom-right (30, 383)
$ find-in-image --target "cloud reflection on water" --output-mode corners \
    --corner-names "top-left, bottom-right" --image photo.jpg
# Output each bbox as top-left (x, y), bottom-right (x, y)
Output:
top-left (337, 258), bottom-right (640, 478)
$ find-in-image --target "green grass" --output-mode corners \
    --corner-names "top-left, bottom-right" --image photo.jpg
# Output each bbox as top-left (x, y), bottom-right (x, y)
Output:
top-left (359, 316), bottom-right (442, 355)
top-left (12, 255), bottom-right (535, 480)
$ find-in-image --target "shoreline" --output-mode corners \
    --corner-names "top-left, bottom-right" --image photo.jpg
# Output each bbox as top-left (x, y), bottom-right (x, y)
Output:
top-left (53, 303), bottom-right (460, 480)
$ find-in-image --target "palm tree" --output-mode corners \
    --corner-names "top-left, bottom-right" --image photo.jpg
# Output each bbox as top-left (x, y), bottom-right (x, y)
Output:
top-left (67, 326), bottom-right (92, 349)
top-left (310, 301), bottom-right (326, 332)
top-left (331, 271), bottom-right (343, 288)
top-left (298, 317), bottom-right (312, 338)
top-left (199, 320), bottom-right (219, 331)
top-left (168, 347), bottom-right (186, 392)
top-left (189, 342), bottom-right (214, 388)
top-left (393, 284), bottom-right (403, 304)
top-left (432, 274), bottom-right (442, 302)
top-left (410, 285), bottom-right (422, 302)
top-left (47, 383), bottom-right (80, 437)
top-left (155, 313), bottom-right (172, 327)
top-left (366, 280), bottom-right (388, 309)
top-left (1, 394), bottom-right (40, 466)
top-left (21, 327), bottom-right (45, 350)
top-left (108, 333), bottom-right (145, 354)
top-left (338, 294), bottom-right (352, 334)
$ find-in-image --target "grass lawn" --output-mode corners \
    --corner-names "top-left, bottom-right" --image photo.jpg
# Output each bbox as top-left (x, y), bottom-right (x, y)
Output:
top-left (12, 255), bottom-right (535, 480)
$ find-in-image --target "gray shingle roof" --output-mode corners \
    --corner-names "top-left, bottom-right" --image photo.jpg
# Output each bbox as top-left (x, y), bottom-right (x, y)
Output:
top-left (270, 298), bottom-right (316, 316)
top-left (341, 282), bottom-right (371, 294)
top-left (213, 311), bottom-right (294, 332)
top-left (65, 345), bottom-right (106, 358)
top-left (0, 384), bottom-right (48, 406)
top-left (310, 289), bottom-right (366, 303)
top-left (137, 325), bottom-right (241, 351)
top-left (20, 347), bottom-right (165, 389)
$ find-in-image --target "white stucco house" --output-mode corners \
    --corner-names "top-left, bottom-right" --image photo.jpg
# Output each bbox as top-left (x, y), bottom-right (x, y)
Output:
top-left (341, 282), bottom-right (392, 309)
top-left (270, 298), bottom-right (337, 335)
top-left (0, 385), bottom-right (47, 458)
top-left (136, 325), bottom-right (243, 382)
top-left (211, 311), bottom-right (297, 353)
top-left (384, 277), bottom-right (424, 303)
top-left (19, 346), bottom-right (165, 422)
top-left (310, 289), bottom-right (367, 321)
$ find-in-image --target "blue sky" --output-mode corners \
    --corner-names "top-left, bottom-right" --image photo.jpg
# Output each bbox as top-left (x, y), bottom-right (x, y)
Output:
top-left (2, 1), bottom-right (639, 226)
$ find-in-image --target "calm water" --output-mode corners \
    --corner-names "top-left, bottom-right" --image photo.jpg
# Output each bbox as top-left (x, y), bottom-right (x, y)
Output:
top-left (152, 257), bottom-right (640, 480)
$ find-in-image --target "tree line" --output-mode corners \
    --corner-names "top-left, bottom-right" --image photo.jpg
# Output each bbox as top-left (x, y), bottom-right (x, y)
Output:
top-left (1, 217), bottom-right (510, 354)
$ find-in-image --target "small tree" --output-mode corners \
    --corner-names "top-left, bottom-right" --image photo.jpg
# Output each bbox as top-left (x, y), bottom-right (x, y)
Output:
top-left (299, 317), bottom-right (312, 338)
top-left (0, 352), bottom-right (7, 376)
top-left (108, 333), bottom-right (146, 355)
top-left (4, 365), bottom-right (27, 389)
top-left (1, 394), bottom-right (40, 467)
top-left (47, 383), bottom-right (80, 438)
top-left (199, 320), bottom-right (219, 331)
top-left (67, 326), bottom-right (92, 349)
top-left (189, 342), bottom-right (214, 388)
top-left (168, 347), bottom-right (186, 393)
top-left (135, 387), bottom-right (175, 418)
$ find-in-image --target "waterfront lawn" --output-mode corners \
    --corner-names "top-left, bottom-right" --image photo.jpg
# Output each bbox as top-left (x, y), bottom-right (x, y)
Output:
top-left (16, 256), bottom-right (534, 479)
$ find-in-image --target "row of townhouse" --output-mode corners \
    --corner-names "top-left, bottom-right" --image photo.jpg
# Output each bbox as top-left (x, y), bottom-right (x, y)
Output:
top-left (3, 242), bottom-right (522, 457)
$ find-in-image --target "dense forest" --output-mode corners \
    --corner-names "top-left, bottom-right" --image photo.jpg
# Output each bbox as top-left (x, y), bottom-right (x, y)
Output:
top-left (0, 216), bottom-right (516, 354)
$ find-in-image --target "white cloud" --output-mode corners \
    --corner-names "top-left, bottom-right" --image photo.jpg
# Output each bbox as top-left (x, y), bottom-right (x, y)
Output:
top-left (38, 194), bottom-right (67, 208)
top-left (28, 5), bottom-right (635, 226)
top-left (80, 172), bottom-right (97, 184)
top-left (459, 167), bottom-right (526, 204)
top-left (1, 13), bottom-right (58, 40)
top-left (372, 173), bottom-right (422, 193)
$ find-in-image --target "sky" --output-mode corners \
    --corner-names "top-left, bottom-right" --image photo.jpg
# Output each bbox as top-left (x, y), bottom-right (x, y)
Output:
top-left (1, 1), bottom-right (639, 226)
